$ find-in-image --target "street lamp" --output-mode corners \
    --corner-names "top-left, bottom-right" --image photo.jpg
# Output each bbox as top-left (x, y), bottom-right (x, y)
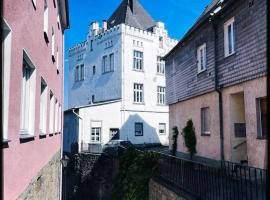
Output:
top-left (61, 155), bottom-right (70, 200)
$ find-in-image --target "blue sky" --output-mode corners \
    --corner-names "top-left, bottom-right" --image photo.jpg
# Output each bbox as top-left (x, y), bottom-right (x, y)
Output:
top-left (64, 0), bottom-right (212, 109)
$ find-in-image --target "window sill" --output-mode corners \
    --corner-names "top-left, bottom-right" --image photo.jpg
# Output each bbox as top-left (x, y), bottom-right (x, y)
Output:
top-left (2, 139), bottom-right (11, 143)
top-left (20, 134), bottom-right (35, 140)
top-left (156, 73), bottom-right (165, 76)
top-left (197, 69), bottom-right (207, 75)
top-left (133, 69), bottom-right (144, 72)
top-left (201, 132), bottom-right (211, 136)
top-left (133, 102), bottom-right (145, 105)
top-left (135, 135), bottom-right (143, 137)
top-left (224, 51), bottom-right (236, 59)
top-left (256, 136), bottom-right (267, 140)
top-left (44, 31), bottom-right (49, 43)
top-left (157, 103), bottom-right (166, 106)
top-left (102, 71), bottom-right (114, 75)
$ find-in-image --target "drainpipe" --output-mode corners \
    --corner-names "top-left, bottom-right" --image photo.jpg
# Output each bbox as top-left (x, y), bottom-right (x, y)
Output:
top-left (72, 109), bottom-right (84, 153)
top-left (211, 15), bottom-right (225, 161)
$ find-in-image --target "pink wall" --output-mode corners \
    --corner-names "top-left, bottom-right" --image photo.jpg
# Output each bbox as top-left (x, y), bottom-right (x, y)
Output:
top-left (3, 0), bottom-right (65, 199)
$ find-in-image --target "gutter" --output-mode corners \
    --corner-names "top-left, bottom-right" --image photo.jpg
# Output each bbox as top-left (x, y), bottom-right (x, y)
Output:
top-left (72, 109), bottom-right (84, 153)
top-left (210, 6), bottom-right (225, 161)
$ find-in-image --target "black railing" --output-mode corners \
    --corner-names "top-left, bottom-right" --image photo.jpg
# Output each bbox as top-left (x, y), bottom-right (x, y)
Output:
top-left (154, 154), bottom-right (267, 200)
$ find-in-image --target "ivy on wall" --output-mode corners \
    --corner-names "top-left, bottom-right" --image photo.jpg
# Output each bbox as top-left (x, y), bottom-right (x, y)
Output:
top-left (112, 147), bottom-right (160, 200)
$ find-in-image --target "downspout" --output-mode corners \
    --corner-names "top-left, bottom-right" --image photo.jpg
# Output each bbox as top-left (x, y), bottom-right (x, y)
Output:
top-left (211, 15), bottom-right (225, 161)
top-left (72, 109), bottom-right (84, 153)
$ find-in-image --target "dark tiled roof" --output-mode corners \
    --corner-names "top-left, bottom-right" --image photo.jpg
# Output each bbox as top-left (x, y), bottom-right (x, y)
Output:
top-left (107, 0), bottom-right (156, 30)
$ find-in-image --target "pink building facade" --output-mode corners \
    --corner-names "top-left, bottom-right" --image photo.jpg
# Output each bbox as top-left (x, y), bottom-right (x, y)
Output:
top-left (2, 0), bottom-right (69, 199)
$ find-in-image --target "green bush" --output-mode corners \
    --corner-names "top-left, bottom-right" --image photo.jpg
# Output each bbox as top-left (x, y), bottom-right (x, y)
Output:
top-left (182, 119), bottom-right (197, 159)
top-left (112, 146), bottom-right (160, 200)
top-left (171, 126), bottom-right (179, 156)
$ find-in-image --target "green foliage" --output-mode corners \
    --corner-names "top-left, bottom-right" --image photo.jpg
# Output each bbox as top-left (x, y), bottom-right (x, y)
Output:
top-left (171, 126), bottom-right (179, 156)
top-left (112, 146), bottom-right (160, 200)
top-left (182, 119), bottom-right (197, 158)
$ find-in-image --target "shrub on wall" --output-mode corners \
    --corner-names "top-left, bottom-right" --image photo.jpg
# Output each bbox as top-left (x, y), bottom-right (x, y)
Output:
top-left (112, 146), bottom-right (160, 200)
top-left (171, 126), bottom-right (179, 156)
top-left (182, 119), bottom-right (197, 159)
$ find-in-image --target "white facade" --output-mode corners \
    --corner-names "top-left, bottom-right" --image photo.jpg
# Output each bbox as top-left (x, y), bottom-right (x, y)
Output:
top-left (68, 21), bottom-right (177, 147)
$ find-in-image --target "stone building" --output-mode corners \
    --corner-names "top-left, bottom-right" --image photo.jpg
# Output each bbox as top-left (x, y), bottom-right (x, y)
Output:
top-left (2, 0), bottom-right (69, 199)
top-left (66, 0), bottom-right (177, 152)
top-left (164, 0), bottom-right (267, 168)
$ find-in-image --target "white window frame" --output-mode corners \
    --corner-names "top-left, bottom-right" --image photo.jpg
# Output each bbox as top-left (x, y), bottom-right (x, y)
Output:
top-left (102, 55), bottom-right (108, 73)
top-left (80, 64), bottom-right (84, 80)
top-left (58, 104), bottom-right (62, 132)
top-left (20, 50), bottom-right (36, 136)
top-left (133, 83), bottom-right (144, 103)
top-left (54, 100), bottom-right (58, 133)
top-left (52, 27), bottom-right (55, 61)
top-left (135, 122), bottom-right (143, 136)
top-left (224, 17), bottom-right (235, 57)
top-left (32, 0), bottom-right (37, 8)
top-left (90, 121), bottom-right (102, 143)
top-left (2, 18), bottom-right (12, 140)
top-left (39, 78), bottom-right (48, 135)
top-left (49, 92), bottom-right (55, 133)
top-left (157, 86), bottom-right (166, 105)
top-left (201, 107), bottom-right (211, 135)
top-left (256, 97), bottom-right (267, 139)
top-left (158, 123), bottom-right (166, 135)
top-left (75, 65), bottom-right (79, 82)
top-left (43, 0), bottom-right (49, 39)
top-left (56, 46), bottom-right (59, 71)
top-left (157, 56), bottom-right (165, 75)
top-left (197, 43), bottom-right (207, 73)
top-left (133, 50), bottom-right (143, 71)
top-left (109, 53), bottom-right (114, 72)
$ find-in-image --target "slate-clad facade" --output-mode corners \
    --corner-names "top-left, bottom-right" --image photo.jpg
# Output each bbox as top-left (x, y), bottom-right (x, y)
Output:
top-left (165, 0), bottom-right (267, 168)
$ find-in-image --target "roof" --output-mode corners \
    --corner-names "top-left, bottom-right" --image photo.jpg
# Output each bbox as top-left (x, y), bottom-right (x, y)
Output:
top-left (163, 0), bottom-right (226, 60)
top-left (107, 0), bottom-right (156, 30)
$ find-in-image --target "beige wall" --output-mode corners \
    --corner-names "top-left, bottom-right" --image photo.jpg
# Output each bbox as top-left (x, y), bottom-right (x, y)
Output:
top-left (169, 91), bottom-right (221, 160)
top-left (169, 77), bottom-right (267, 168)
top-left (222, 77), bottom-right (267, 168)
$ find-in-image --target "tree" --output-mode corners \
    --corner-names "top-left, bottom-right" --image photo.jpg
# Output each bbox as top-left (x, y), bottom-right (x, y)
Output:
top-left (182, 119), bottom-right (197, 159)
top-left (171, 126), bottom-right (179, 156)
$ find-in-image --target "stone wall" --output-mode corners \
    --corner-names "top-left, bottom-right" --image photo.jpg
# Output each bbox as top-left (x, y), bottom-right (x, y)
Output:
top-left (16, 151), bottom-right (61, 200)
top-left (149, 179), bottom-right (186, 200)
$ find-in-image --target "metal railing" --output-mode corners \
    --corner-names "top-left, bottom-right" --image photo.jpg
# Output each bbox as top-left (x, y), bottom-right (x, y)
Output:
top-left (154, 154), bottom-right (267, 200)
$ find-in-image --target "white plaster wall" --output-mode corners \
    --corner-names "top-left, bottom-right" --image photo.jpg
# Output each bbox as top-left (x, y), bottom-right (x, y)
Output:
top-left (79, 101), bottom-right (122, 145)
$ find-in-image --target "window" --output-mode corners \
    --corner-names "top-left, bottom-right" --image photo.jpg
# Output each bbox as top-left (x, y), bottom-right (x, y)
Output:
top-left (53, 0), bottom-right (56, 8)
top-left (93, 66), bottom-right (96, 75)
top-left (80, 64), bottom-right (84, 80)
top-left (159, 36), bottom-right (163, 48)
top-left (20, 52), bottom-right (36, 136)
top-left (201, 107), bottom-right (210, 135)
top-left (39, 78), bottom-right (47, 135)
top-left (56, 46), bottom-right (59, 72)
top-left (32, 0), bottom-right (37, 8)
top-left (109, 53), bottom-right (114, 71)
top-left (91, 128), bottom-right (101, 143)
top-left (54, 100), bottom-right (58, 133)
top-left (133, 50), bottom-right (143, 71)
top-left (135, 123), bottom-right (143, 136)
top-left (257, 98), bottom-right (267, 139)
top-left (90, 40), bottom-right (93, 51)
top-left (52, 27), bottom-right (55, 62)
top-left (157, 56), bottom-right (165, 74)
top-left (159, 123), bottom-right (166, 135)
top-left (102, 55), bottom-right (108, 73)
top-left (224, 17), bottom-right (235, 57)
top-left (157, 86), bottom-right (166, 105)
top-left (75, 66), bottom-right (79, 82)
top-left (134, 83), bottom-right (144, 103)
top-left (92, 95), bottom-right (95, 103)
top-left (57, 13), bottom-right (60, 30)
top-left (58, 104), bottom-right (62, 132)
top-left (110, 129), bottom-right (120, 140)
top-left (2, 19), bottom-right (12, 140)
top-left (49, 92), bottom-right (55, 134)
top-left (43, 0), bottom-right (49, 41)
top-left (197, 43), bottom-right (207, 73)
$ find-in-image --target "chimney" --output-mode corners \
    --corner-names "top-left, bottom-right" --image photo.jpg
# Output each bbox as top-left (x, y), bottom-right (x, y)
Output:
top-left (90, 21), bottom-right (99, 36)
top-left (128, 0), bottom-right (134, 12)
top-left (102, 20), bottom-right (107, 31)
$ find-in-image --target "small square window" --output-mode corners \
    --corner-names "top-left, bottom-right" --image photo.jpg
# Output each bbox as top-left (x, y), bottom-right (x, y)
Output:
top-left (159, 123), bottom-right (166, 135)
top-left (135, 123), bottom-right (143, 136)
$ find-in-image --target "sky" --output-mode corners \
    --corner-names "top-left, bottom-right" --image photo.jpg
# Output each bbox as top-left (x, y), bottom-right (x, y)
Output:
top-left (64, 0), bottom-right (212, 109)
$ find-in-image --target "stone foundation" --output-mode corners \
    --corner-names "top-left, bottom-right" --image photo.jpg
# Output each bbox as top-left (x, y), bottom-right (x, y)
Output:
top-left (16, 151), bottom-right (61, 200)
top-left (149, 179), bottom-right (186, 200)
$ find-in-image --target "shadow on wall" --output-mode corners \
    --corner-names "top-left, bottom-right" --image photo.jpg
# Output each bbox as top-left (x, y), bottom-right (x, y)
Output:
top-left (120, 114), bottom-right (161, 144)
top-left (63, 111), bottom-right (79, 154)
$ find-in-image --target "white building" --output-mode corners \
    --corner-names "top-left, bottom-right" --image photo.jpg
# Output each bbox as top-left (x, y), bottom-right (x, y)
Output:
top-left (66, 0), bottom-right (177, 152)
